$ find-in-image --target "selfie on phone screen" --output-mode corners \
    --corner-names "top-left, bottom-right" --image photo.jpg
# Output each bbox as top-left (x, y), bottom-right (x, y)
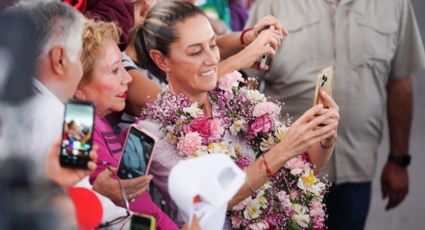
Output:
top-left (60, 101), bottom-right (94, 168)
top-left (118, 126), bottom-right (155, 179)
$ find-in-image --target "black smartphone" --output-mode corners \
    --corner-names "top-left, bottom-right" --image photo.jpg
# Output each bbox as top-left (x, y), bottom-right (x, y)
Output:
top-left (117, 125), bottom-right (156, 180)
top-left (59, 100), bottom-right (95, 168)
top-left (130, 214), bottom-right (156, 230)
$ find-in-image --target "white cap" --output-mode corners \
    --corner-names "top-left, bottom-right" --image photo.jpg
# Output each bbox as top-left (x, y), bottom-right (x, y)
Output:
top-left (168, 154), bottom-right (245, 230)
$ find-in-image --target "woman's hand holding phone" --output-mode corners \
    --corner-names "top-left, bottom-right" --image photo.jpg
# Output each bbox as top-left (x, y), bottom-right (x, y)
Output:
top-left (316, 91), bottom-right (340, 145)
top-left (45, 136), bottom-right (98, 188)
top-left (92, 168), bottom-right (153, 206)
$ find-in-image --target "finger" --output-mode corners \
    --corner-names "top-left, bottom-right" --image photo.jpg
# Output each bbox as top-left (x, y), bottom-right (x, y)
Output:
top-left (320, 91), bottom-right (338, 110)
top-left (304, 130), bottom-right (336, 148)
top-left (89, 144), bottom-right (99, 162)
top-left (309, 122), bottom-right (338, 140)
top-left (386, 191), bottom-right (401, 210)
top-left (87, 161), bottom-right (97, 171)
top-left (295, 104), bottom-right (324, 124)
top-left (305, 112), bottom-right (334, 130)
top-left (122, 175), bottom-right (153, 192)
top-left (258, 64), bottom-right (270, 71)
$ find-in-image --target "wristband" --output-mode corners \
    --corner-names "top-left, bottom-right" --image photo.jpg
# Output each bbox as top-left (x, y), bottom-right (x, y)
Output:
top-left (240, 28), bottom-right (254, 46)
top-left (388, 154), bottom-right (411, 167)
top-left (260, 155), bottom-right (273, 177)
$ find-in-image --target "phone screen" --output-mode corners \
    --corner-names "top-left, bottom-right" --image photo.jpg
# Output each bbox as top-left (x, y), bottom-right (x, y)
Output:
top-left (130, 214), bottom-right (155, 230)
top-left (60, 101), bottom-right (94, 168)
top-left (118, 126), bottom-right (155, 179)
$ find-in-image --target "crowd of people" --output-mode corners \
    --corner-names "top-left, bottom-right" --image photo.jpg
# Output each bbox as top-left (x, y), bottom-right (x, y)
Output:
top-left (0, 0), bottom-right (424, 230)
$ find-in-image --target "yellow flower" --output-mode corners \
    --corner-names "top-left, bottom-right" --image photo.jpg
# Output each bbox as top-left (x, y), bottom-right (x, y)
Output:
top-left (302, 171), bottom-right (316, 187)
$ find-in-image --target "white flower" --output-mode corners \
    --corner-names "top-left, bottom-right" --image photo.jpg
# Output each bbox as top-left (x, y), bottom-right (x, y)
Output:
top-left (229, 118), bottom-right (247, 135)
top-left (297, 169), bottom-right (324, 195)
top-left (243, 200), bottom-right (262, 220)
top-left (275, 125), bottom-right (288, 141)
top-left (260, 134), bottom-right (275, 152)
top-left (246, 89), bottom-right (267, 103)
top-left (183, 102), bottom-right (203, 117)
top-left (206, 142), bottom-right (236, 158)
top-left (233, 196), bottom-right (252, 211)
top-left (292, 204), bottom-right (310, 228)
top-left (253, 190), bottom-right (268, 209)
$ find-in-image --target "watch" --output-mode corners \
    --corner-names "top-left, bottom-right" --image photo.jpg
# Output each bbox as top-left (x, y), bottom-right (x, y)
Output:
top-left (388, 154), bottom-right (411, 167)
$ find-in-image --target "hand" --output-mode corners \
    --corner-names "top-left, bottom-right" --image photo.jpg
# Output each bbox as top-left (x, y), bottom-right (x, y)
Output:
top-left (381, 161), bottom-right (409, 210)
top-left (181, 215), bottom-right (200, 230)
top-left (277, 104), bottom-right (338, 159)
top-left (92, 168), bottom-right (153, 207)
top-left (245, 15), bottom-right (288, 45)
top-left (45, 137), bottom-right (98, 188)
top-left (317, 91), bottom-right (340, 143)
top-left (236, 28), bottom-right (283, 71)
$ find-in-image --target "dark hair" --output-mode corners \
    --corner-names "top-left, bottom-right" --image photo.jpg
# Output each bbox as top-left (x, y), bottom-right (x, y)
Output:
top-left (133, 0), bottom-right (205, 82)
top-left (0, 156), bottom-right (67, 229)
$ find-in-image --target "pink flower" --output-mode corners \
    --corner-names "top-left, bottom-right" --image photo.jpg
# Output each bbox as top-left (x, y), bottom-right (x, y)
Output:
top-left (177, 132), bottom-right (202, 156)
top-left (290, 190), bottom-right (300, 200)
top-left (188, 116), bottom-right (211, 138)
top-left (236, 156), bottom-right (251, 169)
top-left (231, 216), bottom-right (243, 229)
top-left (248, 220), bottom-right (270, 230)
top-left (285, 157), bottom-right (309, 175)
top-left (218, 71), bottom-right (244, 92)
top-left (253, 102), bottom-right (279, 117)
top-left (209, 118), bottom-right (225, 138)
top-left (247, 115), bottom-right (272, 138)
top-left (310, 201), bottom-right (325, 217)
top-left (313, 217), bottom-right (325, 230)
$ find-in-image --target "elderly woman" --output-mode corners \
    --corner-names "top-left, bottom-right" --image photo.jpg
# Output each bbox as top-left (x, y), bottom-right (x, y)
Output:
top-left (74, 20), bottom-right (178, 229)
top-left (132, 0), bottom-right (340, 228)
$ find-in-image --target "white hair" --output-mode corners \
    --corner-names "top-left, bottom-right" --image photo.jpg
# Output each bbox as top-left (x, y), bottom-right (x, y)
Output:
top-left (11, 0), bottom-right (85, 62)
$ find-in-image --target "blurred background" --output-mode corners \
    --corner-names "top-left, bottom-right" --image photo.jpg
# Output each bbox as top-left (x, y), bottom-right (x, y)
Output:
top-left (366, 0), bottom-right (425, 229)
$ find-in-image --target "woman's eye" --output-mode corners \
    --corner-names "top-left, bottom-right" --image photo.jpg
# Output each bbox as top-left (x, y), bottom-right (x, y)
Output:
top-left (191, 50), bottom-right (202, 56)
top-left (112, 68), bottom-right (119, 75)
top-left (210, 44), bottom-right (217, 49)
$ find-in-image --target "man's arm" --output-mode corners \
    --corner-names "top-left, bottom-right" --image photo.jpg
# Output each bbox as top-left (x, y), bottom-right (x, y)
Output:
top-left (381, 76), bottom-right (412, 210)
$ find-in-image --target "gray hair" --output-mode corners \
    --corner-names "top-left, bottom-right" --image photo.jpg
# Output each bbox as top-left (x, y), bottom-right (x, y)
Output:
top-left (10, 0), bottom-right (84, 62)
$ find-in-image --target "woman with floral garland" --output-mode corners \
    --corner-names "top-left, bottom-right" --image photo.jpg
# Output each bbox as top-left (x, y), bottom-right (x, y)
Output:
top-left (135, 1), bottom-right (339, 229)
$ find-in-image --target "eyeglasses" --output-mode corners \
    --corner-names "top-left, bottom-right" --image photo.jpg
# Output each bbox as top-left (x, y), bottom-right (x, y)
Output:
top-left (97, 165), bottom-right (132, 229)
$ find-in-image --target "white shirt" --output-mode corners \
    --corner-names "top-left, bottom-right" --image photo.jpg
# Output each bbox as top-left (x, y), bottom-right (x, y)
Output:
top-left (0, 78), bottom-right (63, 174)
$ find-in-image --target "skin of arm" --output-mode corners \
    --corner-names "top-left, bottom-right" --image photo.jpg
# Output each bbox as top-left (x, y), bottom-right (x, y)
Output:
top-left (381, 76), bottom-right (412, 210)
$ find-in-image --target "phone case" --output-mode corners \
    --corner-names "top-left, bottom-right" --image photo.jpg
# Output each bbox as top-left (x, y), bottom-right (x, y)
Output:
top-left (59, 100), bottom-right (95, 168)
top-left (117, 124), bottom-right (157, 179)
top-left (313, 66), bottom-right (334, 106)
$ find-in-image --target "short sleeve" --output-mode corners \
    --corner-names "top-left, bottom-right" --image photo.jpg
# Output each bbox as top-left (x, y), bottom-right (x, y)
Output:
top-left (390, 0), bottom-right (425, 80)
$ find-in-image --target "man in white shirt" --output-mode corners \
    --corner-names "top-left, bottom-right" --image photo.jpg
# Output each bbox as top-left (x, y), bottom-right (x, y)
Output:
top-left (0, 1), bottom-right (84, 170)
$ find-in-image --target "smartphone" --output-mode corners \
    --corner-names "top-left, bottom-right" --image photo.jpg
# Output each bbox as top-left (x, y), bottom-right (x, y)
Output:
top-left (59, 100), bottom-right (95, 168)
top-left (130, 214), bottom-right (156, 230)
top-left (117, 125), bottom-right (156, 180)
top-left (313, 66), bottom-right (334, 106)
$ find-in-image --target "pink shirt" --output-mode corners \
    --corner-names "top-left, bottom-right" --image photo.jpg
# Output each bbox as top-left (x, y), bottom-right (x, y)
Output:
top-left (90, 116), bottom-right (178, 230)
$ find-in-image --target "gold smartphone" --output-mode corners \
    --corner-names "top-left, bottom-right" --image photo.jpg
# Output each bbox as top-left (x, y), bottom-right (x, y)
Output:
top-left (313, 66), bottom-right (334, 106)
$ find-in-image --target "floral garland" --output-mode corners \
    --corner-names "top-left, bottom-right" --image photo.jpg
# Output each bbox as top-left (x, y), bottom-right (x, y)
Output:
top-left (141, 71), bottom-right (329, 229)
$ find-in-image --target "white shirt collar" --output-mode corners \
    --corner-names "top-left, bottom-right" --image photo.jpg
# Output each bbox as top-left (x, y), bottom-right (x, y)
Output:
top-left (33, 78), bottom-right (63, 105)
